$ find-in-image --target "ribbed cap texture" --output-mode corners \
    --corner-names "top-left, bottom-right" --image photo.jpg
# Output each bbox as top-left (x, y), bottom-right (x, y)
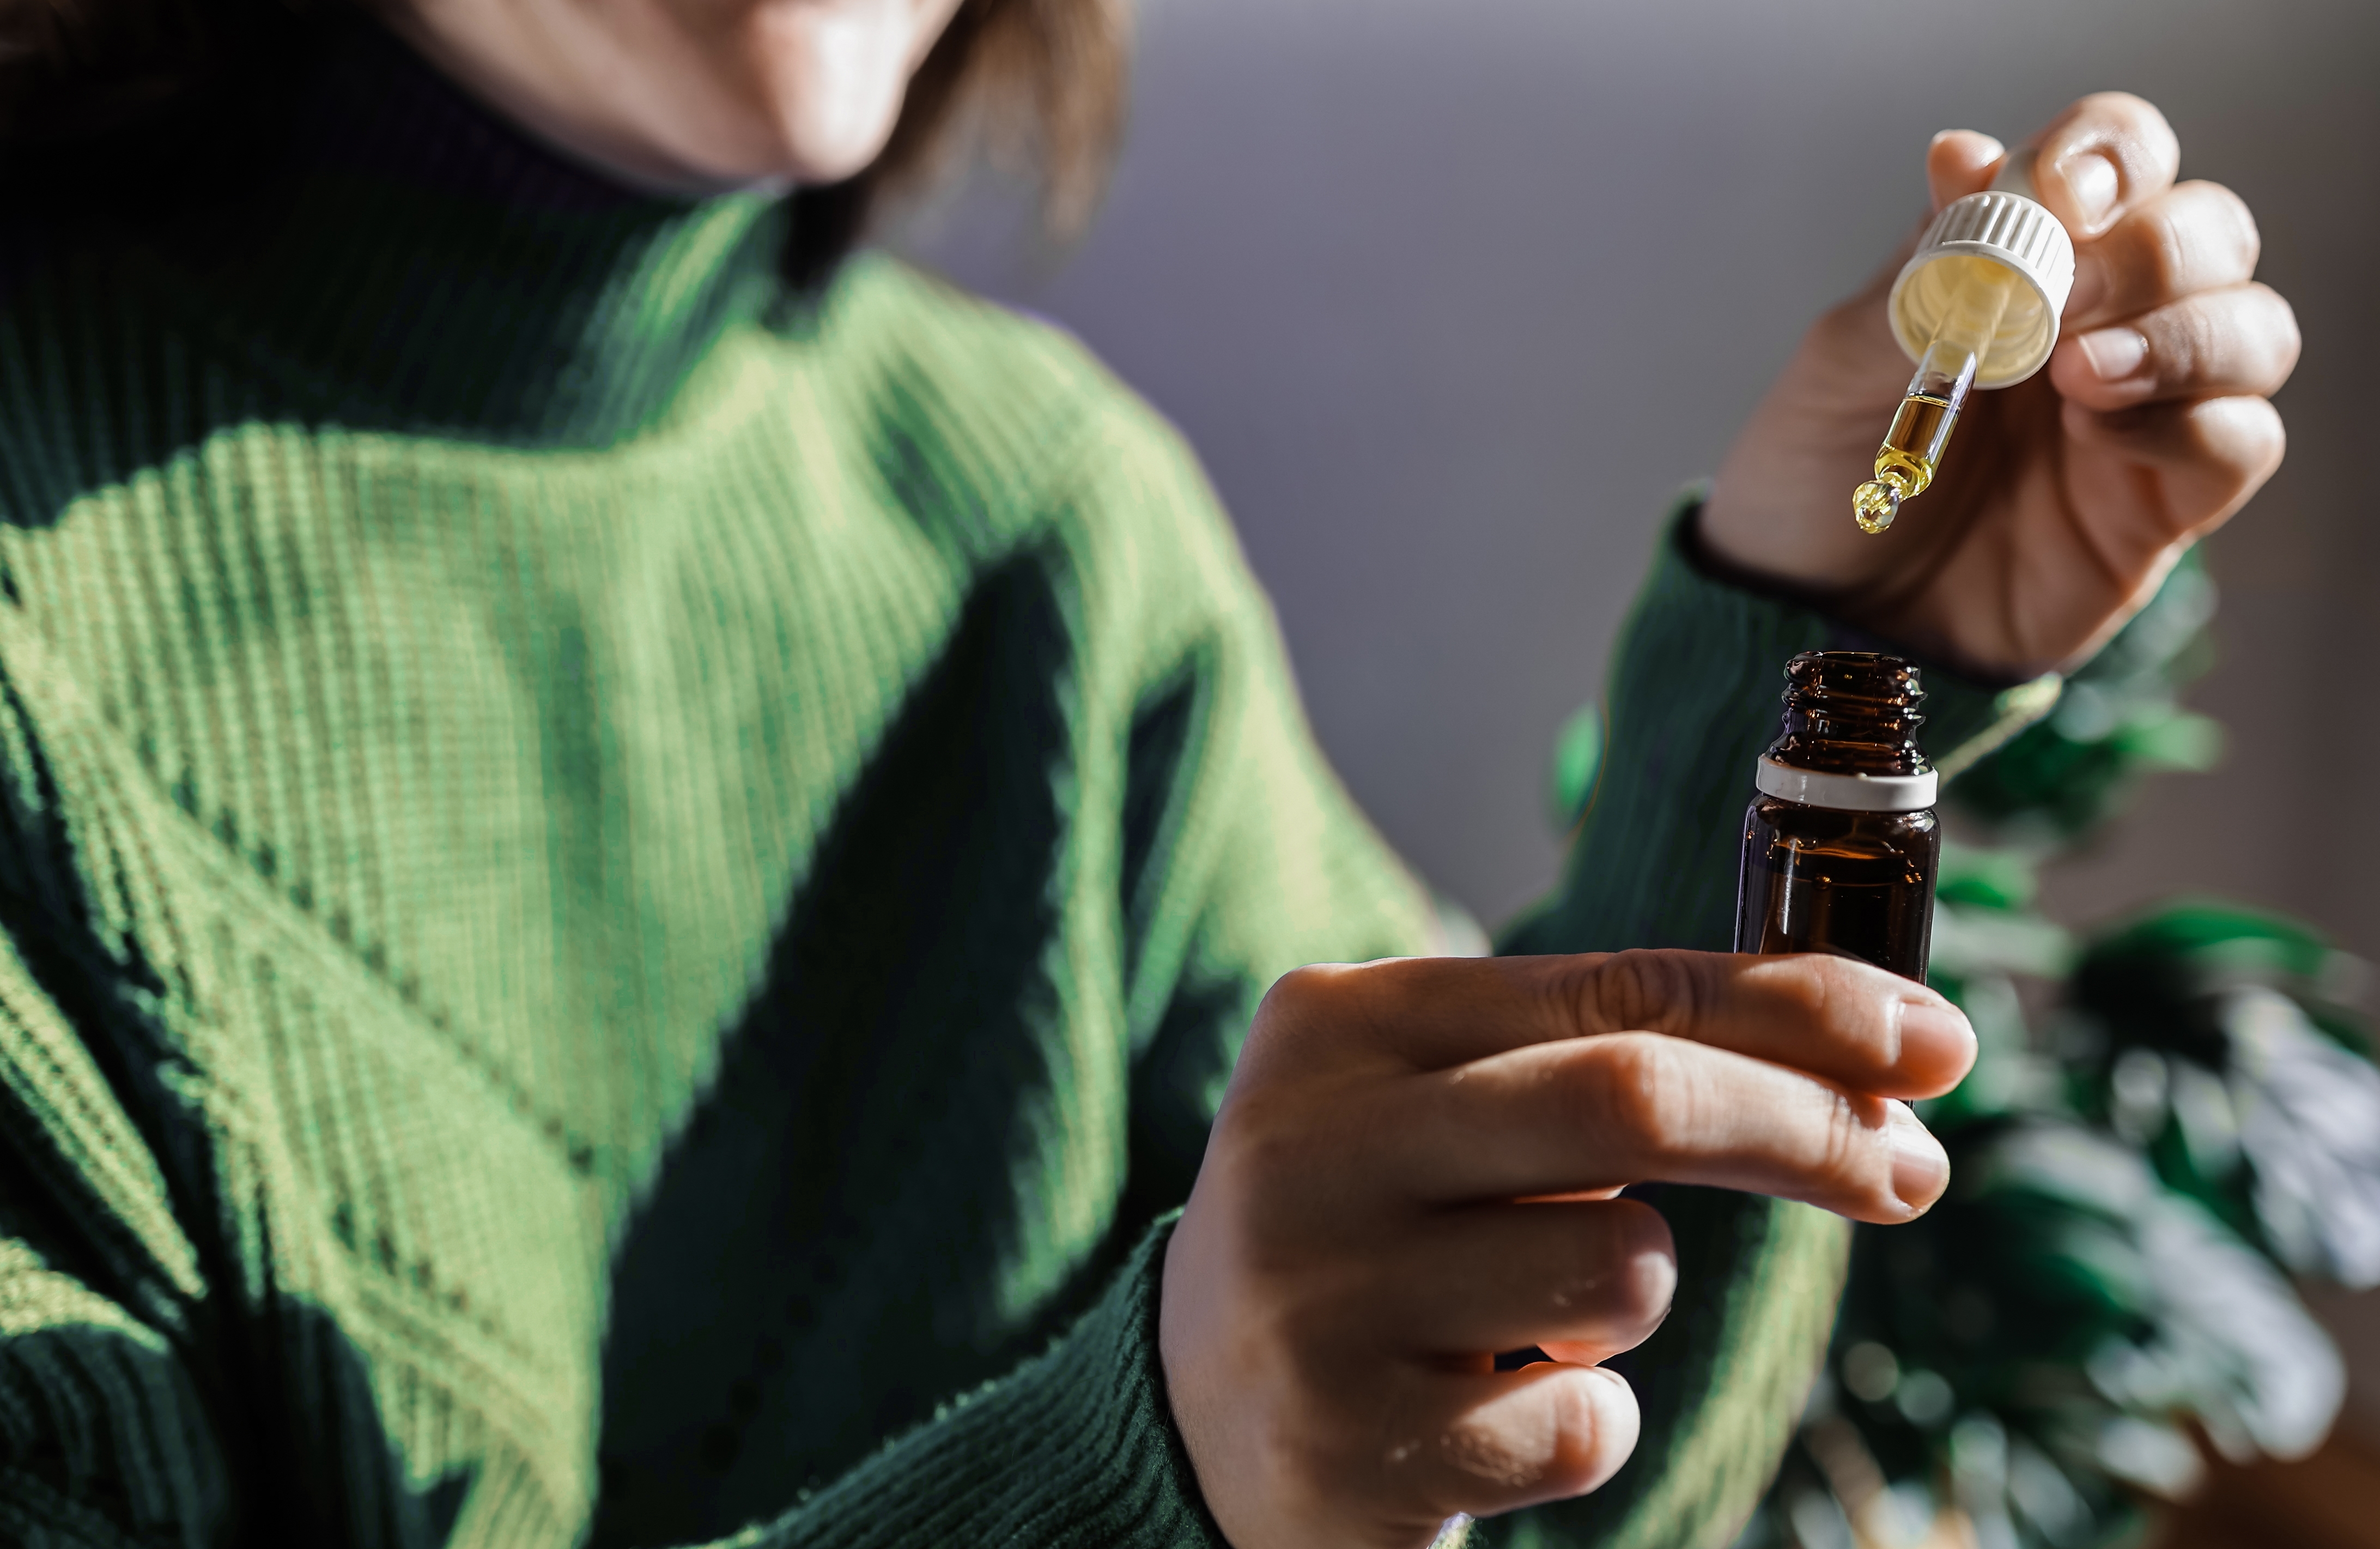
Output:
top-left (1890, 190), bottom-right (2077, 387)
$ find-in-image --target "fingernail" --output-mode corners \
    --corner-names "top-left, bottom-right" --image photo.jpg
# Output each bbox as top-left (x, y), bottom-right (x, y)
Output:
top-left (2061, 152), bottom-right (2121, 231)
top-left (1887, 1103), bottom-right (1950, 1215)
top-left (1928, 129), bottom-right (2005, 161)
top-left (1897, 997), bottom-right (1975, 1074)
top-left (2078, 325), bottom-right (2149, 382)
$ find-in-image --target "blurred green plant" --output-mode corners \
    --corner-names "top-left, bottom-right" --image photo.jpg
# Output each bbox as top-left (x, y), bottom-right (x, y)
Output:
top-left (1546, 699), bottom-right (1605, 834)
top-left (1944, 554), bottom-right (2224, 844)
top-left (1696, 555), bottom-right (2379, 1549)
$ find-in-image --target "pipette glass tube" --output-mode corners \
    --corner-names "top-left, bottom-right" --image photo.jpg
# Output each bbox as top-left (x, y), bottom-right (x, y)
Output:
top-left (1853, 256), bottom-right (2021, 534)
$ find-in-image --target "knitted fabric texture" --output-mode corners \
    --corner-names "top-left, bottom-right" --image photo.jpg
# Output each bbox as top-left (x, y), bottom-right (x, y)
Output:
top-left (0, 19), bottom-right (2044, 1549)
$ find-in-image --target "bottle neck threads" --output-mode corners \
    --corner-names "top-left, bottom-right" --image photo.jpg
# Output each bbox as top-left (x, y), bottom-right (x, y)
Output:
top-left (1757, 651), bottom-right (1936, 812)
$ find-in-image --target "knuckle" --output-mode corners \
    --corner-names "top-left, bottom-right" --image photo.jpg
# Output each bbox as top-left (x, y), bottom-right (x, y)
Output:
top-left (1789, 955), bottom-right (1902, 1068)
top-left (1428, 1408), bottom-right (1561, 1504)
top-left (1435, 1369), bottom-right (1629, 1506)
top-left (1817, 1090), bottom-right (1880, 1194)
top-left (1532, 1380), bottom-right (1608, 1504)
top-left (2117, 184), bottom-right (2257, 312)
top-left (2200, 394), bottom-right (2287, 470)
top-left (2085, 90), bottom-right (2179, 161)
top-left (2227, 397), bottom-right (2288, 480)
top-left (1580, 948), bottom-right (1706, 1034)
top-left (1584, 1034), bottom-right (1694, 1155)
top-left (1538, 1371), bottom-right (1626, 1493)
top-left (1432, 1412), bottom-right (1548, 1498)
top-left (2165, 191), bottom-right (2253, 297)
top-left (1250, 963), bottom-right (1359, 1062)
top-left (2048, 92), bottom-right (2170, 183)
top-left (1261, 963), bottom-right (1334, 1020)
top-left (2082, 87), bottom-right (2156, 120)
top-left (2193, 180), bottom-right (2263, 273)
top-left (2129, 198), bottom-right (2194, 297)
top-left (1765, 952), bottom-right (1856, 1033)
top-left (1787, 951), bottom-right (1849, 1012)
top-left (1593, 1209), bottom-right (1679, 1333)
top-left (2251, 285), bottom-right (2303, 381)
top-left (2169, 297), bottom-right (2222, 382)
top-left (1541, 953), bottom-right (1608, 1034)
top-left (1535, 1211), bottom-right (1678, 1340)
top-left (2152, 400), bottom-right (2276, 523)
top-left (1239, 968), bottom-right (1332, 1090)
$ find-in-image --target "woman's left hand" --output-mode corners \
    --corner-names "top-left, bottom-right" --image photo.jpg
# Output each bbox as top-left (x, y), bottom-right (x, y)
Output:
top-left (1699, 92), bottom-right (2299, 680)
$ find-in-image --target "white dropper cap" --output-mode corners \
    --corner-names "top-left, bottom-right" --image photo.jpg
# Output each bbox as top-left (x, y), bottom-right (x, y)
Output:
top-left (1886, 149), bottom-right (2078, 389)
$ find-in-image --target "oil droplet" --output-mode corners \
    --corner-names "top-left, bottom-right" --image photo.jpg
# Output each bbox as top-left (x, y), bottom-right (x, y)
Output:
top-left (1853, 480), bottom-right (1899, 535)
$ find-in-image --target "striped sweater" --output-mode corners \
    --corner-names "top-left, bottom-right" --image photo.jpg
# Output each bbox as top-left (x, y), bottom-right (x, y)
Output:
top-left (0, 18), bottom-right (2038, 1549)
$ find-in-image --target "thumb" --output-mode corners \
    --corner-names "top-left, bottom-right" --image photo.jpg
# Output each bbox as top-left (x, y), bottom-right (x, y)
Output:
top-left (1926, 130), bottom-right (2006, 212)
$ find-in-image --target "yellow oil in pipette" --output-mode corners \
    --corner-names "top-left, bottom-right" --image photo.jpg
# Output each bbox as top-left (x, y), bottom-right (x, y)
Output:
top-left (1853, 255), bottom-right (2024, 534)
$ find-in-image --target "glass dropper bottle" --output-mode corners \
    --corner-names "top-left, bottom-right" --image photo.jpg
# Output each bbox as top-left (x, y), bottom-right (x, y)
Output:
top-left (1853, 152), bottom-right (2077, 535)
top-left (1734, 651), bottom-right (1939, 981)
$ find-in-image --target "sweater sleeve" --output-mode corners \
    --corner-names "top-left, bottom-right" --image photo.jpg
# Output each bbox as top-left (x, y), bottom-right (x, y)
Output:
top-left (1488, 496), bottom-right (2056, 1549)
top-left (719, 1218), bottom-right (1212, 1549)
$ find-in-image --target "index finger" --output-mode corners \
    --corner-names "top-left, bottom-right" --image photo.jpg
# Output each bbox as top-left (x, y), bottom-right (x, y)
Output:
top-left (1258, 952), bottom-right (1974, 1100)
top-left (2025, 92), bottom-right (2182, 240)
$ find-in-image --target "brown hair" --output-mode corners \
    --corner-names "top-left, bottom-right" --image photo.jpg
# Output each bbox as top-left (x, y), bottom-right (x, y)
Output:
top-left (0, 0), bottom-right (1132, 282)
top-left (792, 0), bottom-right (1131, 285)
top-left (883, 0), bottom-right (1130, 237)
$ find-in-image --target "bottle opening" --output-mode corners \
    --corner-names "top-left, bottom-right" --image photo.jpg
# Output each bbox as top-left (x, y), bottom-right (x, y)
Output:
top-left (1765, 650), bottom-right (1932, 780)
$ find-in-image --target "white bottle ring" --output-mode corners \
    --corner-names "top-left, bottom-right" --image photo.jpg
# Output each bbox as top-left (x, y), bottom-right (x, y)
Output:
top-left (1756, 757), bottom-right (1938, 813)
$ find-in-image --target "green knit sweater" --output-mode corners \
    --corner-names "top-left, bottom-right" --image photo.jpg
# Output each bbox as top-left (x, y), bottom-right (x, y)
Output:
top-left (0, 21), bottom-right (2047, 1549)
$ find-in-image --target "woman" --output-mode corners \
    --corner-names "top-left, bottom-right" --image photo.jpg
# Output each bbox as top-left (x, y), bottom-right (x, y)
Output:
top-left (0, 1), bottom-right (2296, 1546)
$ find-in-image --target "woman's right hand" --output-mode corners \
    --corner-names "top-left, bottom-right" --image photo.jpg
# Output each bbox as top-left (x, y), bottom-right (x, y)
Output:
top-left (1158, 950), bottom-right (1978, 1548)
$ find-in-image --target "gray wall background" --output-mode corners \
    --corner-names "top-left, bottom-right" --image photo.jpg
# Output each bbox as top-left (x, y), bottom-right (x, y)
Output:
top-left (900, 0), bottom-right (2380, 1431)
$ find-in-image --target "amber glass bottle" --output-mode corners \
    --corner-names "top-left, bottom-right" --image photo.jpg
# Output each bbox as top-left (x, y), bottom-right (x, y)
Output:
top-left (1733, 651), bottom-right (1939, 982)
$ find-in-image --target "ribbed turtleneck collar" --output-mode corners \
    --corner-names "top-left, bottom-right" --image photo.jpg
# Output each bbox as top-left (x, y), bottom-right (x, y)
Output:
top-left (19, 16), bottom-right (793, 448)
